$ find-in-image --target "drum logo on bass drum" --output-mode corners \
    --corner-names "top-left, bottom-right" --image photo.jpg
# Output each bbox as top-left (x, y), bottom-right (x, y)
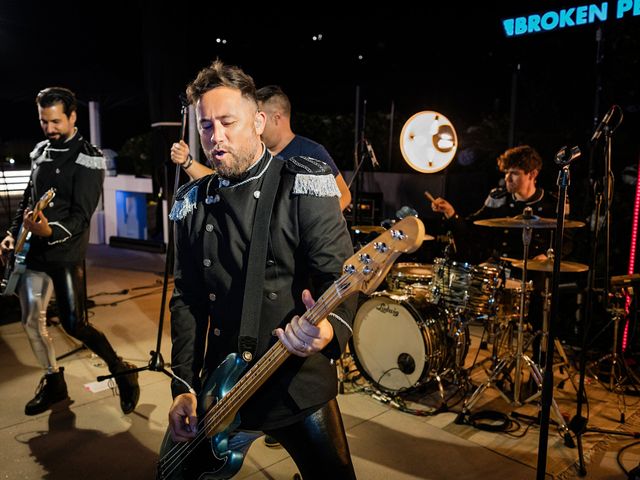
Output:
top-left (375, 303), bottom-right (399, 316)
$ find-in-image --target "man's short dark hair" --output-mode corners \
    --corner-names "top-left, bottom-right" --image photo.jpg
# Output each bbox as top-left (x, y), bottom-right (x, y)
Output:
top-left (36, 87), bottom-right (77, 116)
top-left (497, 145), bottom-right (542, 173)
top-left (256, 85), bottom-right (291, 116)
top-left (186, 59), bottom-right (257, 106)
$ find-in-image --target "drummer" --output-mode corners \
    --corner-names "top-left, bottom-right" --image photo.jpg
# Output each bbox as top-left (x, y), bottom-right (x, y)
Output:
top-left (429, 145), bottom-right (567, 364)
top-left (429, 145), bottom-right (561, 264)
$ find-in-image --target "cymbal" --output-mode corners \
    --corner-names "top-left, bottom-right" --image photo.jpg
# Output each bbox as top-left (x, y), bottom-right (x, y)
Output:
top-left (351, 225), bottom-right (385, 234)
top-left (421, 233), bottom-right (435, 241)
top-left (510, 258), bottom-right (589, 273)
top-left (474, 215), bottom-right (585, 229)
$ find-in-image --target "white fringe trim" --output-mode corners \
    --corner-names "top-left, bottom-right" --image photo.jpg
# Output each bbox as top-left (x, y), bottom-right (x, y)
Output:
top-left (169, 185), bottom-right (199, 221)
top-left (329, 312), bottom-right (352, 334)
top-left (75, 153), bottom-right (106, 170)
top-left (47, 222), bottom-right (72, 245)
top-left (292, 174), bottom-right (340, 198)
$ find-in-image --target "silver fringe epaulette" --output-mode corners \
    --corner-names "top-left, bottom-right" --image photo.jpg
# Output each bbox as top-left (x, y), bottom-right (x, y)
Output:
top-left (286, 156), bottom-right (340, 198)
top-left (75, 153), bottom-right (106, 170)
top-left (169, 182), bottom-right (200, 221)
top-left (30, 140), bottom-right (48, 165)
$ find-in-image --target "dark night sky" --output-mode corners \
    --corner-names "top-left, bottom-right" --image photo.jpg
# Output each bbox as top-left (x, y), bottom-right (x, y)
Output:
top-left (0, 1), bottom-right (638, 181)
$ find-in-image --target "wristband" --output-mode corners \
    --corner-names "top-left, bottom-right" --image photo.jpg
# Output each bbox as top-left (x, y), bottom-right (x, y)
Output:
top-left (182, 155), bottom-right (194, 170)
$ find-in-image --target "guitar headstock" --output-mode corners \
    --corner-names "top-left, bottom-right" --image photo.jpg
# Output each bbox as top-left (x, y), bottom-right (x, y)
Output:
top-left (341, 216), bottom-right (425, 296)
top-left (35, 188), bottom-right (56, 213)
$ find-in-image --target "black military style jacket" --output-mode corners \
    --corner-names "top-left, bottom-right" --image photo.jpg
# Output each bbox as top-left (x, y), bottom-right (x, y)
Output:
top-left (10, 132), bottom-right (105, 269)
top-left (169, 151), bottom-right (356, 430)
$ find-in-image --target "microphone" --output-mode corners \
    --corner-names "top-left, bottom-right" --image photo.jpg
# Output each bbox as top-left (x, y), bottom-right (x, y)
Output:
top-left (364, 139), bottom-right (380, 169)
top-left (590, 105), bottom-right (618, 144)
top-left (554, 145), bottom-right (581, 165)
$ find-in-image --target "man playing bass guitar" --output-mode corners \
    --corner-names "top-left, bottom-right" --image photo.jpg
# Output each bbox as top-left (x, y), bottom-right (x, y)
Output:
top-left (161, 60), bottom-right (358, 479)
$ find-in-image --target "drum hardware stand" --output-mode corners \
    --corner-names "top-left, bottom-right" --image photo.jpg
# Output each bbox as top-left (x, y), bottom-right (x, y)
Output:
top-left (457, 207), bottom-right (574, 450)
top-left (587, 302), bottom-right (640, 394)
top-left (539, 270), bottom-right (577, 394)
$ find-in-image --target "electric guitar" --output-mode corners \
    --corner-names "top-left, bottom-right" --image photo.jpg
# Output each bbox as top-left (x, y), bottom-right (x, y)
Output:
top-left (156, 215), bottom-right (426, 480)
top-left (1, 188), bottom-right (56, 296)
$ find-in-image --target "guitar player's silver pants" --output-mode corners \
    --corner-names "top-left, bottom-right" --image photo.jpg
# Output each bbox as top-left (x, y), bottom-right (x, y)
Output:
top-left (18, 269), bottom-right (57, 372)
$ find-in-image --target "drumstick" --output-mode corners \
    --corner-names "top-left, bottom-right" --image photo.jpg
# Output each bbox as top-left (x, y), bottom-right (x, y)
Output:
top-left (424, 190), bottom-right (436, 203)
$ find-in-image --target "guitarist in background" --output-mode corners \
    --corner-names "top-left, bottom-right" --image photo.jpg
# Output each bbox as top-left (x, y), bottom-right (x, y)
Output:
top-left (165, 60), bottom-right (357, 479)
top-left (0, 87), bottom-right (139, 416)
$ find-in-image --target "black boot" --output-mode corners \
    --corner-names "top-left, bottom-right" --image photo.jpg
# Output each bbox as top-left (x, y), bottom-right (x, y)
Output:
top-left (110, 360), bottom-right (140, 414)
top-left (25, 368), bottom-right (69, 416)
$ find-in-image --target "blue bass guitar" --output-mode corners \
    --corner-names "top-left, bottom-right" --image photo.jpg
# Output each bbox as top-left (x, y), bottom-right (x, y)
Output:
top-left (156, 215), bottom-right (426, 479)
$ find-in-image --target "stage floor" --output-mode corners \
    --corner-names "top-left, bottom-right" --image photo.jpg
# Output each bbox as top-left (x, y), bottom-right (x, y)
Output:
top-left (0, 244), bottom-right (638, 479)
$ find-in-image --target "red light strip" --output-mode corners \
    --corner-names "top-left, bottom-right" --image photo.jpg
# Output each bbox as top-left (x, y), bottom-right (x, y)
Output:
top-left (622, 154), bottom-right (640, 351)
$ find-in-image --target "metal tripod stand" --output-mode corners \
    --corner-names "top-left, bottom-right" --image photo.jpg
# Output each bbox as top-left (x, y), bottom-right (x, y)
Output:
top-left (588, 293), bottom-right (640, 395)
top-left (456, 208), bottom-right (573, 447)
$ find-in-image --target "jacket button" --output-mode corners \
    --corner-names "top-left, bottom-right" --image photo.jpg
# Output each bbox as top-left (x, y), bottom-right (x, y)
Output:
top-left (213, 328), bottom-right (221, 336)
top-left (206, 224), bottom-right (214, 232)
top-left (49, 202), bottom-right (54, 207)
top-left (203, 259), bottom-right (212, 267)
top-left (209, 293), bottom-right (216, 301)
top-left (268, 292), bottom-right (278, 300)
top-left (267, 259), bottom-right (275, 266)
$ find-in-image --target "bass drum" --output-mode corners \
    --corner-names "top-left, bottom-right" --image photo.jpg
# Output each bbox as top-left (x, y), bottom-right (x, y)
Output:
top-left (350, 291), bottom-right (449, 393)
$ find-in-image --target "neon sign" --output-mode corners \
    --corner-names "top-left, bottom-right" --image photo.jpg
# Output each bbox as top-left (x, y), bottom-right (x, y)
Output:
top-left (503, 1), bottom-right (640, 36)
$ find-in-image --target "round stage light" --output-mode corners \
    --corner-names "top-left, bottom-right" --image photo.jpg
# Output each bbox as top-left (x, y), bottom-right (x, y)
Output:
top-left (400, 111), bottom-right (458, 173)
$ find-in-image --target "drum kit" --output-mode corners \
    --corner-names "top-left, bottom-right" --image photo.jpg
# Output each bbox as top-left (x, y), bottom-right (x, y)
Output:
top-left (348, 209), bottom-right (588, 428)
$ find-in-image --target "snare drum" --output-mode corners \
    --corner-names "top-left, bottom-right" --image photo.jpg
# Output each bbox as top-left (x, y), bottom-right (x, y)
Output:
top-left (350, 291), bottom-right (448, 393)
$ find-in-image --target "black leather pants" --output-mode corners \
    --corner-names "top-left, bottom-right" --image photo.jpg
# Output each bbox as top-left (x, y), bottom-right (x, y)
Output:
top-left (264, 398), bottom-right (357, 480)
top-left (46, 264), bottom-right (120, 369)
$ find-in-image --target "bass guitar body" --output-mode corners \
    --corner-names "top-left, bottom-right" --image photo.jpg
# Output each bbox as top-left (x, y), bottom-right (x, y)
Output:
top-left (157, 353), bottom-right (248, 480)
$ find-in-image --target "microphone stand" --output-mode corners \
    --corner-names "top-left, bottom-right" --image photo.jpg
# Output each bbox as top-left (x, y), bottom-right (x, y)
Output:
top-left (568, 117), bottom-right (639, 476)
top-left (536, 146), bottom-right (577, 479)
top-left (97, 99), bottom-right (189, 386)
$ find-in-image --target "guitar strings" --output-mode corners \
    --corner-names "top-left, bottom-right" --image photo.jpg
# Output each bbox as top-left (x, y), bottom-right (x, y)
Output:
top-left (158, 273), bottom-right (357, 477)
top-left (158, 225), bottom-right (415, 477)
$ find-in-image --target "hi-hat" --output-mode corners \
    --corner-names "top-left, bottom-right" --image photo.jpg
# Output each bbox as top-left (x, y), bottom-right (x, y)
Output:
top-left (474, 215), bottom-right (585, 229)
top-left (509, 258), bottom-right (589, 273)
top-left (351, 225), bottom-right (385, 234)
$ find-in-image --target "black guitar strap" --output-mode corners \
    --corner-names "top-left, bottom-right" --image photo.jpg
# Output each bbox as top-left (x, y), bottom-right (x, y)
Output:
top-left (238, 157), bottom-right (284, 362)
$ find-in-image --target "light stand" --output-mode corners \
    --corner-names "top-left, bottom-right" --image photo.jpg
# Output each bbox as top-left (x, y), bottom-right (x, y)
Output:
top-left (97, 100), bottom-right (189, 386)
top-left (536, 145), bottom-right (580, 479)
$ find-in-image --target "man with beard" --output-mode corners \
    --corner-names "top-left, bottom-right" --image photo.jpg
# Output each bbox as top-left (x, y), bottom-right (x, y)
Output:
top-left (162, 60), bottom-right (357, 479)
top-left (170, 86), bottom-right (352, 212)
top-left (0, 87), bottom-right (139, 416)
